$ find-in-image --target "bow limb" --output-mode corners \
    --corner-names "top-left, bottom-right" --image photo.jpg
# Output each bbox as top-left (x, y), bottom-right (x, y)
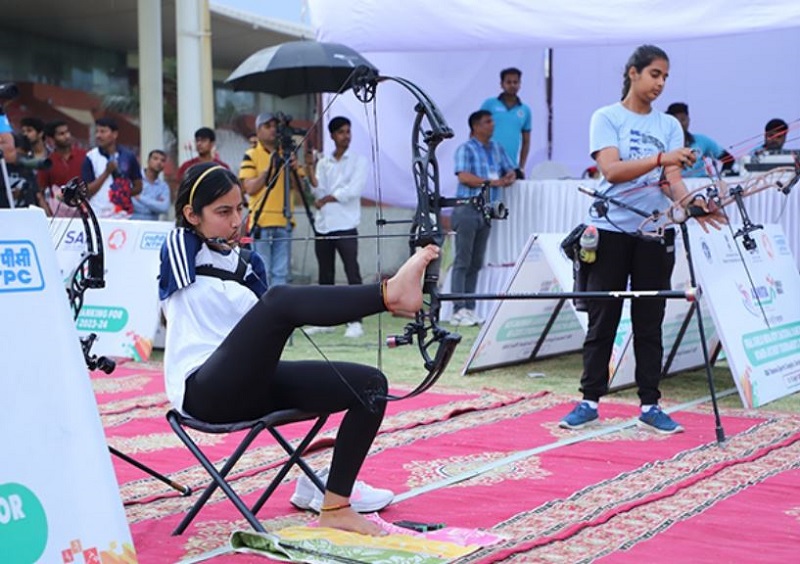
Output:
top-left (366, 75), bottom-right (462, 401)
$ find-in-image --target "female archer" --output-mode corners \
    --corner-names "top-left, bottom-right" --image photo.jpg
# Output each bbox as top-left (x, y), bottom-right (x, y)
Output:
top-left (159, 162), bottom-right (440, 536)
top-left (559, 45), bottom-right (723, 434)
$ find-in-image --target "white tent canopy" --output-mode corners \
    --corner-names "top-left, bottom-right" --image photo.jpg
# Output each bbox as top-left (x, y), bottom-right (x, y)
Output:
top-left (310, 0), bottom-right (800, 51)
top-left (308, 1), bottom-right (800, 207)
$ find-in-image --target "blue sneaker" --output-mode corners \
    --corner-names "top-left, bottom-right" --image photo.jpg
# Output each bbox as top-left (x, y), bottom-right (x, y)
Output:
top-left (637, 406), bottom-right (684, 434)
top-left (559, 402), bottom-right (598, 429)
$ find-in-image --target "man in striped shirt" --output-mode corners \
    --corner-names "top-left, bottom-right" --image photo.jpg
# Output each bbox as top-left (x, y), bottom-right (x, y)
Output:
top-left (450, 110), bottom-right (516, 327)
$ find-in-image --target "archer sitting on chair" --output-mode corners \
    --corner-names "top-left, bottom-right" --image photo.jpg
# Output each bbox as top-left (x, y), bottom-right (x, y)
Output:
top-left (160, 162), bottom-right (440, 536)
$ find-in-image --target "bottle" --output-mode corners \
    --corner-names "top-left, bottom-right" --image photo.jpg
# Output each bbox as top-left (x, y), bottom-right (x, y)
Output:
top-left (579, 225), bottom-right (599, 263)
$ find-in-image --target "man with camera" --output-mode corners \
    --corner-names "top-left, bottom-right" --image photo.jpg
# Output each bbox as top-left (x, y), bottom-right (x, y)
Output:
top-left (239, 112), bottom-right (300, 286)
top-left (81, 117), bottom-right (142, 219)
top-left (450, 109), bottom-right (516, 327)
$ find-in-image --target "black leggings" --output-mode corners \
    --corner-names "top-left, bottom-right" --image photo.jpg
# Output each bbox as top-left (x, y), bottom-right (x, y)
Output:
top-left (183, 284), bottom-right (388, 497)
top-left (580, 229), bottom-right (675, 405)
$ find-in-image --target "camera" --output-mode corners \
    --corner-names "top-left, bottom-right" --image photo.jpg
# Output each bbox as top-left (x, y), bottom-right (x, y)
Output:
top-left (273, 111), bottom-right (307, 154)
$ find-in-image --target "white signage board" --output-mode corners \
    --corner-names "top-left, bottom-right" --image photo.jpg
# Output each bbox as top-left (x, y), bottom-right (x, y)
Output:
top-left (0, 209), bottom-right (136, 563)
top-left (462, 234), bottom-right (585, 374)
top-left (691, 223), bottom-right (800, 408)
top-left (52, 218), bottom-right (170, 361)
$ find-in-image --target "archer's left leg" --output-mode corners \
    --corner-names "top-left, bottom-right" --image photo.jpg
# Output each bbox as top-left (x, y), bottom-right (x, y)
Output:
top-left (630, 230), bottom-right (676, 405)
top-left (273, 359), bottom-right (388, 536)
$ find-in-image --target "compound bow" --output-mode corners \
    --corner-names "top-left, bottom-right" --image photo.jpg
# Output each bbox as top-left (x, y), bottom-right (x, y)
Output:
top-left (351, 72), bottom-right (462, 401)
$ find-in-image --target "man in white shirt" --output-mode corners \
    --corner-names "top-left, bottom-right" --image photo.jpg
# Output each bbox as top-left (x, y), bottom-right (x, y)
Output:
top-left (306, 116), bottom-right (368, 338)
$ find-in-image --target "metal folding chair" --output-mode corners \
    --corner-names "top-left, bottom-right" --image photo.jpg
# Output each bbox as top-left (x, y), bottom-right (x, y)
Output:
top-left (166, 408), bottom-right (328, 535)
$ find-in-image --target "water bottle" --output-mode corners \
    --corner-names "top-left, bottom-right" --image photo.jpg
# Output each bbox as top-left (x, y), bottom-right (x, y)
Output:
top-left (579, 225), bottom-right (599, 263)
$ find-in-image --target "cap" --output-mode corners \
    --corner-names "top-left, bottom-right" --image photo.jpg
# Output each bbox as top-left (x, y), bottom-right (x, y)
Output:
top-left (255, 112), bottom-right (276, 129)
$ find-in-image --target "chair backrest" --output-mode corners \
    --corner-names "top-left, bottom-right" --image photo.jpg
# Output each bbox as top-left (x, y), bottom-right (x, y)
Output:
top-left (529, 161), bottom-right (573, 180)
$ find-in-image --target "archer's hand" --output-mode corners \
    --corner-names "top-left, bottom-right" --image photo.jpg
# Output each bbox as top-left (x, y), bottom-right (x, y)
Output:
top-left (688, 197), bottom-right (726, 232)
top-left (662, 147), bottom-right (696, 169)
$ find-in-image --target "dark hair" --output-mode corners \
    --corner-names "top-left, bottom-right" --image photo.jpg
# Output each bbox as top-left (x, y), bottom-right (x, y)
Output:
top-left (194, 126), bottom-right (216, 142)
top-left (621, 45), bottom-right (669, 100)
top-left (174, 161), bottom-right (240, 228)
top-left (666, 102), bottom-right (688, 116)
top-left (500, 67), bottom-right (522, 81)
top-left (765, 118), bottom-right (788, 134)
top-left (468, 110), bottom-right (492, 132)
top-left (95, 117), bottom-right (119, 131)
top-left (44, 119), bottom-right (68, 138)
top-left (20, 117), bottom-right (45, 133)
top-left (328, 116), bottom-right (351, 134)
top-left (148, 149), bottom-right (167, 160)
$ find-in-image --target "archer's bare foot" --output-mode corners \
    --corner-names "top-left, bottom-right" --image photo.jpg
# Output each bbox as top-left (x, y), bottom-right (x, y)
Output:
top-left (318, 507), bottom-right (387, 536)
top-left (384, 245), bottom-right (440, 313)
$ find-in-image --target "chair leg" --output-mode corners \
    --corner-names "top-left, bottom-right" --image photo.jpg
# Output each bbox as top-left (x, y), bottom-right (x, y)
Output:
top-left (250, 415), bottom-right (328, 515)
top-left (169, 418), bottom-right (267, 535)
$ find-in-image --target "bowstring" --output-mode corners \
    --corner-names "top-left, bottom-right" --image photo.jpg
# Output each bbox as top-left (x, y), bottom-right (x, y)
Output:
top-left (360, 81), bottom-right (385, 377)
top-left (211, 235), bottom-right (377, 412)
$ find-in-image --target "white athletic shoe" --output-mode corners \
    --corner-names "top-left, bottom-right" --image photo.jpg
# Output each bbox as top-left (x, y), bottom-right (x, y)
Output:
top-left (344, 321), bottom-right (364, 339)
top-left (291, 468), bottom-right (394, 513)
top-left (450, 309), bottom-right (467, 326)
top-left (464, 309), bottom-right (482, 326)
top-left (452, 308), bottom-right (477, 327)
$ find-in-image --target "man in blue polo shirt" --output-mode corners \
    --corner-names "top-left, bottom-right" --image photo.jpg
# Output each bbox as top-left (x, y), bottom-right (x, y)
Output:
top-left (666, 102), bottom-right (734, 177)
top-left (481, 67), bottom-right (532, 179)
top-left (451, 110), bottom-right (516, 327)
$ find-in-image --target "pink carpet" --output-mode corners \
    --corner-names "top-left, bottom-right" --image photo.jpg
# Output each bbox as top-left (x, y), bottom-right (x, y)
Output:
top-left (93, 362), bottom-right (800, 563)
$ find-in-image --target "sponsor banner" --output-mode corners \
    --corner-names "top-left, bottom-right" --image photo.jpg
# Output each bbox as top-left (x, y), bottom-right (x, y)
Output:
top-left (463, 232), bottom-right (718, 388)
top-left (0, 209), bottom-right (136, 563)
top-left (462, 234), bottom-right (585, 374)
top-left (691, 223), bottom-right (800, 408)
top-left (52, 218), bottom-right (171, 360)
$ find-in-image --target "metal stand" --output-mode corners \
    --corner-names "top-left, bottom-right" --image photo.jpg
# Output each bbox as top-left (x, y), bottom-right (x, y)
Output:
top-left (677, 222), bottom-right (726, 443)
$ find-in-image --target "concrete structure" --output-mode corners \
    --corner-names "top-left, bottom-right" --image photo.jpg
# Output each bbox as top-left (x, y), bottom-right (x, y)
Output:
top-left (1, 0), bottom-right (313, 157)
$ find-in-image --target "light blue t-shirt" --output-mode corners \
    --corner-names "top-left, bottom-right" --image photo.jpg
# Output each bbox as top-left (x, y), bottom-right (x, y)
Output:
top-left (481, 96), bottom-right (532, 168)
top-left (0, 114), bottom-right (11, 134)
top-left (683, 133), bottom-right (725, 178)
top-left (588, 102), bottom-right (683, 233)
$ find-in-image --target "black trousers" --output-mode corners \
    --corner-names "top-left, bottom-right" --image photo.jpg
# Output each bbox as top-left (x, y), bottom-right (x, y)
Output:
top-left (580, 229), bottom-right (675, 405)
top-left (314, 228), bottom-right (363, 286)
top-left (183, 284), bottom-right (387, 497)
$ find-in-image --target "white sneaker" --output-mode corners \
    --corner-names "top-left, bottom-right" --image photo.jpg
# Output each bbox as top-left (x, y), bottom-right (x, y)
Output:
top-left (291, 468), bottom-right (394, 513)
top-left (304, 326), bottom-right (335, 335)
top-left (453, 308), bottom-right (477, 327)
top-left (290, 468), bottom-right (328, 510)
top-left (465, 309), bottom-right (482, 326)
top-left (344, 321), bottom-right (364, 338)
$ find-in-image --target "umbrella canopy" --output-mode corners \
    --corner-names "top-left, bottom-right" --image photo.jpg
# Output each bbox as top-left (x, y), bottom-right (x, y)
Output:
top-left (225, 40), bottom-right (379, 98)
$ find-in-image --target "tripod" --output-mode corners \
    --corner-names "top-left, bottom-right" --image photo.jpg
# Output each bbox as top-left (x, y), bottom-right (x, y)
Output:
top-left (248, 137), bottom-right (317, 284)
